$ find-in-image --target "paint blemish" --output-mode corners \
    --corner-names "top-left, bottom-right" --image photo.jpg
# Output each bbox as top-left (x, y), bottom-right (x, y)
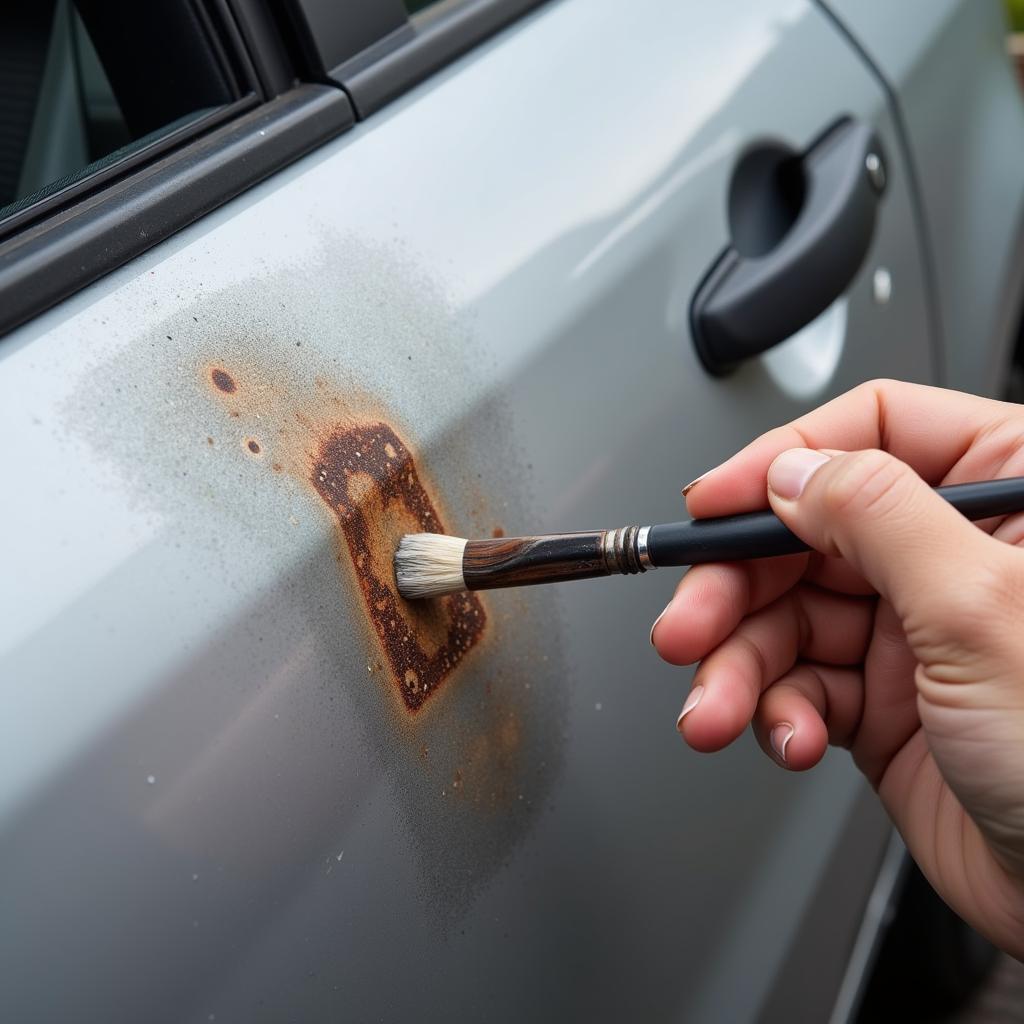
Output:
top-left (311, 422), bottom-right (486, 713)
top-left (201, 360), bottom-right (487, 716)
top-left (211, 368), bottom-right (236, 394)
top-left (70, 249), bottom-right (567, 922)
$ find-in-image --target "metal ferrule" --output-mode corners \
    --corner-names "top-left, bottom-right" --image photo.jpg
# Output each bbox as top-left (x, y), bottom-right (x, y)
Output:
top-left (637, 525), bottom-right (653, 569)
top-left (601, 525), bottom-right (647, 576)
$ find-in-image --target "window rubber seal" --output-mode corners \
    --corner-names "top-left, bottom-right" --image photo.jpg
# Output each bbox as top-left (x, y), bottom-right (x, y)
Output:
top-left (0, 84), bottom-right (354, 339)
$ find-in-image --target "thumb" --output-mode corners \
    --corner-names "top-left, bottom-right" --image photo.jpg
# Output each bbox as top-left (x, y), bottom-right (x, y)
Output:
top-left (766, 448), bottom-right (1022, 671)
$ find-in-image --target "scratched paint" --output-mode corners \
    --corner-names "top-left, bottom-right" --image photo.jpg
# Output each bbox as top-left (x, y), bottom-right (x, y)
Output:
top-left (67, 239), bottom-right (567, 917)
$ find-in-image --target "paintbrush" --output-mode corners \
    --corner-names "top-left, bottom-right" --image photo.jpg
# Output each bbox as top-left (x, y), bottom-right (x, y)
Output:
top-left (393, 477), bottom-right (1024, 599)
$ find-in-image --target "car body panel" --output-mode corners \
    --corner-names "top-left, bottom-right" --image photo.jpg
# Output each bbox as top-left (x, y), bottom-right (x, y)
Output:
top-left (822, 0), bottom-right (1024, 395)
top-left (0, 1), bottom-right (984, 1020)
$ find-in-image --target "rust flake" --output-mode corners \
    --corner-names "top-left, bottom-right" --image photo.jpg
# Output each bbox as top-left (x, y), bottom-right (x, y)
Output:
top-left (211, 368), bottom-right (236, 394)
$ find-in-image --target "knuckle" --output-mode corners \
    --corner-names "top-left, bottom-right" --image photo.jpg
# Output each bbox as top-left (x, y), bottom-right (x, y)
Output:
top-left (853, 377), bottom-right (899, 410)
top-left (817, 450), bottom-right (908, 520)
top-left (859, 377), bottom-right (898, 396)
top-left (968, 418), bottom-right (1024, 477)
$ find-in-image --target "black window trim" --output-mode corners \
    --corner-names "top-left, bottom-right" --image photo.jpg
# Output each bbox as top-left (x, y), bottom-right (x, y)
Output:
top-left (0, 86), bottom-right (353, 339)
top-left (338, 0), bottom-right (551, 119)
top-left (281, 0), bottom-right (552, 119)
top-left (0, 0), bottom-right (549, 340)
top-left (0, 94), bottom-right (260, 244)
top-left (0, 1), bottom-right (354, 339)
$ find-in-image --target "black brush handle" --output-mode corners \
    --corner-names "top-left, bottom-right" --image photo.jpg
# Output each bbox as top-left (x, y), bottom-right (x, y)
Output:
top-left (646, 477), bottom-right (1024, 567)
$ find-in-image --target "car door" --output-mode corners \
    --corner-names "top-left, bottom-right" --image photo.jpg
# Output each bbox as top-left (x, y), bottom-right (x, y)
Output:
top-left (0, 1), bottom-right (938, 1021)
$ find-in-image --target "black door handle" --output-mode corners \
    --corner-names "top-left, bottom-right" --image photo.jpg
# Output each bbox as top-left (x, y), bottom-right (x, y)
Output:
top-left (691, 119), bottom-right (886, 375)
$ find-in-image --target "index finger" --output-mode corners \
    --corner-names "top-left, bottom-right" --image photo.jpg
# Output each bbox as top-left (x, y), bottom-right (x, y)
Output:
top-left (685, 380), bottom-right (1012, 519)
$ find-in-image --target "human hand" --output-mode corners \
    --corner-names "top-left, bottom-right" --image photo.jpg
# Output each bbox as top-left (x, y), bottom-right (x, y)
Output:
top-left (650, 380), bottom-right (1024, 959)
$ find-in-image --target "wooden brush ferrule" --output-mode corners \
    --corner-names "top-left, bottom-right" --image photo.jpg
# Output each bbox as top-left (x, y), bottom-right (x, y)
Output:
top-left (462, 526), bottom-right (647, 591)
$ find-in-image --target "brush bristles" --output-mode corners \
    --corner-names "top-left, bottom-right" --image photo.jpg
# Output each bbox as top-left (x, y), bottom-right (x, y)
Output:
top-left (394, 533), bottom-right (468, 599)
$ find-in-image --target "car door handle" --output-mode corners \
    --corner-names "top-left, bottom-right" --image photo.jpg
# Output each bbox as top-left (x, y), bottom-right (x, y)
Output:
top-left (691, 119), bottom-right (886, 375)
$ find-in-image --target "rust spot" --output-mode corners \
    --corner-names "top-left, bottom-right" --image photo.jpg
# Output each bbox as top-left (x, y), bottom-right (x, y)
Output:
top-left (271, 462), bottom-right (282, 472)
top-left (211, 368), bottom-right (236, 394)
top-left (312, 422), bottom-right (486, 713)
top-left (491, 526), bottom-right (505, 538)
top-left (206, 436), bottom-right (214, 446)
top-left (247, 439), bottom-right (261, 454)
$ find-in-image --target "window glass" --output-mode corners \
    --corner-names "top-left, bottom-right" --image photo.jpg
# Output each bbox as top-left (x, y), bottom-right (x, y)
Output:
top-left (1, 0), bottom-right (233, 225)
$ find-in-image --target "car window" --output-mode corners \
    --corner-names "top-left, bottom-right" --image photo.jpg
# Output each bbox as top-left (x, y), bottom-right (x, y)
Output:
top-left (0, 0), bottom-right (547, 339)
top-left (1, 0), bottom-right (237, 227)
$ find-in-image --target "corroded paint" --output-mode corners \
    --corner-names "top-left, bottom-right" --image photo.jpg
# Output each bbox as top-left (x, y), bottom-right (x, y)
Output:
top-left (203, 361), bottom-right (488, 716)
top-left (310, 422), bottom-right (486, 712)
top-left (211, 368), bottom-right (236, 394)
top-left (68, 250), bottom-right (565, 926)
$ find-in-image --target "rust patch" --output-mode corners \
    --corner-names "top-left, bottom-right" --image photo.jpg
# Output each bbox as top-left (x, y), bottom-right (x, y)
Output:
top-left (76, 258), bottom-right (567, 914)
top-left (311, 422), bottom-right (486, 712)
top-left (211, 368), bottom-right (236, 394)
top-left (491, 526), bottom-right (505, 538)
top-left (201, 359), bottom-right (489, 717)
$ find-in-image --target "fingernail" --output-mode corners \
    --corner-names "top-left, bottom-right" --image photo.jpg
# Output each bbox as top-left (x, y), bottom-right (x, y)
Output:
top-left (676, 685), bottom-right (704, 730)
top-left (770, 722), bottom-right (795, 764)
top-left (682, 463), bottom-right (721, 497)
top-left (767, 449), bottom-right (831, 500)
top-left (649, 602), bottom-right (671, 646)
top-left (682, 473), bottom-right (707, 498)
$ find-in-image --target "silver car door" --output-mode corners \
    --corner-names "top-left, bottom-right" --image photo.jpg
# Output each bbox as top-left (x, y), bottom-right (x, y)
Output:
top-left (0, 1), bottom-right (942, 1021)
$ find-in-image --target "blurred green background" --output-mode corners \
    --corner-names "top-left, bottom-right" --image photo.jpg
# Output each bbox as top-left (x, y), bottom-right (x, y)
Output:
top-left (1008, 0), bottom-right (1024, 32)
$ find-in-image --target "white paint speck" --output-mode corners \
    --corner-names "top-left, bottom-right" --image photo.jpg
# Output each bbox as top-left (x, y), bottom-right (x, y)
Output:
top-left (336, 850), bottom-right (344, 862)
top-left (192, 873), bottom-right (199, 882)
top-left (595, 702), bottom-right (603, 711)
top-left (146, 774), bottom-right (156, 785)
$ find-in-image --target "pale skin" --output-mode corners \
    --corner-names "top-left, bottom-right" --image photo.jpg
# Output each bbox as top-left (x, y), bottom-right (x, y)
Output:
top-left (650, 379), bottom-right (1024, 961)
